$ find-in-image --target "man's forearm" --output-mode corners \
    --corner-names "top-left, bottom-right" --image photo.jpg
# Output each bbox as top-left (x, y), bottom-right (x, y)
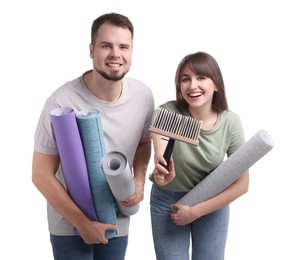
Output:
top-left (133, 139), bottom-right (152, 183)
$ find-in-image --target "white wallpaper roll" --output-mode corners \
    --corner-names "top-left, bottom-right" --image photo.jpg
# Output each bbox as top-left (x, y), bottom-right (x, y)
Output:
top-left (101, 151), bottom-right (140, 216)
top-left (176, 129), bottom-right (274, 206)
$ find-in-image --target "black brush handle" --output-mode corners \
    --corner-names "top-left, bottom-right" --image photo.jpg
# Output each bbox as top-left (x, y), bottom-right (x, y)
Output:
top-left (162, 138), bottom-right (175, 169)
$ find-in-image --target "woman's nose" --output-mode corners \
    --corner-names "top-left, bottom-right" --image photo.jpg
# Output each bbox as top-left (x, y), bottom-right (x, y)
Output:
top-left (189, 78), bottom-right (198, 88)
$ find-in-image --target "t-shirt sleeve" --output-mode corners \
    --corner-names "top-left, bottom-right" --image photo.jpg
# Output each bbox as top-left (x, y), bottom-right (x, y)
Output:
top-left (141, 88), bottom-right (155, 138)
top-left (227, 113), bottom-right (245, 157)
top-left (34, 100), bottom-right (59, 155)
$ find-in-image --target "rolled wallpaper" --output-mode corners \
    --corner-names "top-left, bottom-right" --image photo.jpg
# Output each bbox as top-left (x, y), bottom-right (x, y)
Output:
top-left (50, 107), bottom-right (97, 221)
top-left (101, 151), bottom-right (140, 216)
top-left (76, 109), bottom-right (118, 239)
top-left (176, 129), bottom-right (274, 206)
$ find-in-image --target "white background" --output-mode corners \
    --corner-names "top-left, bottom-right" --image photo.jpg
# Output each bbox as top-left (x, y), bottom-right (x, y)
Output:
top-left (0, 0), bottom-right (290, 259)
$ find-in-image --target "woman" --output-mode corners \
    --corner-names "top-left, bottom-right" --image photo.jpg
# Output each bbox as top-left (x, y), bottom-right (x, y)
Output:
top-left (150, 51), bottom-right (249, 260)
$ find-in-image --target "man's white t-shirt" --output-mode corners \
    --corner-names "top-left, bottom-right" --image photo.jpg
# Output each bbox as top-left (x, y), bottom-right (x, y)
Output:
top-left (34, 71), bottom-right (155, 237)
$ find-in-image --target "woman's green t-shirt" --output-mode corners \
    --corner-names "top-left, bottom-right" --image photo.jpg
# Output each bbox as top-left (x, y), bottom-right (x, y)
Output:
top-left (152, 101), bottom-right (245, 192)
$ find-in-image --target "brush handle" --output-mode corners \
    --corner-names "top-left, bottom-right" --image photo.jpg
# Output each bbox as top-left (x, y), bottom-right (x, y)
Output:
top-left (162, 138), bottom-right (175, 169)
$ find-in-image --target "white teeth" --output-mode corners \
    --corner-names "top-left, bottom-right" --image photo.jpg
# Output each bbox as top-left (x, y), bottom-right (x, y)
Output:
top-left (189, 93), bottom-right (201, 97)
top-left (108, 63), bottom-right (120, 67)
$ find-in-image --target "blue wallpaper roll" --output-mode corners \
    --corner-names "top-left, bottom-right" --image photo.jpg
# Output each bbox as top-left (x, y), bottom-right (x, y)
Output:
top-left (76, 109), bottom-right (118, 239)
top-left (101, 151), bottom-right (140, 216)
top-left (50, 107), bottom-right (97, 222)
top-left (176, 129), bottom-right (274, 207)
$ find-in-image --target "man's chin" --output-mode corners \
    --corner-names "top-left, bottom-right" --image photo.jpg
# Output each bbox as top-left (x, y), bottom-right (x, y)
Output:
top-left (95, 67), bottom-right (126, 81)
top-left (107, 74), bottom-right (125, 81)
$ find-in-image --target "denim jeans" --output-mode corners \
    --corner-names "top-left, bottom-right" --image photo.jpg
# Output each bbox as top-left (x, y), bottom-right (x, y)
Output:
top-left (50, 234), bottom-right (128, 260)
top-left (150, 185), bottom-right (229, 260)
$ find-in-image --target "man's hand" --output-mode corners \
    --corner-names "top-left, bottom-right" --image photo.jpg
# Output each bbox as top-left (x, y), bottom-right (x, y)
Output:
top-left (78, 221), bottom-right (118, 244)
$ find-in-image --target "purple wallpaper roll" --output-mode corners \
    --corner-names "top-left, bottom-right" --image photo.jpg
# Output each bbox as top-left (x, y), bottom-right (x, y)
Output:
top-left (50, 107), bottom-right (97, 221)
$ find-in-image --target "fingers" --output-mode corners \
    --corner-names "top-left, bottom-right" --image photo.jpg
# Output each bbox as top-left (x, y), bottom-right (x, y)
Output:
top-left (82, 222), bottom-right (119, 245)
top-left (106, 224), bottom-right (118, 232)
top-left (156, 154), bottom-right (167, 165)
top-left (121, 197), bottom-right (138, 207)
top-left (121, 189), bottom-right (144, 207)
top-left (152, 169), bottom-right (170, 186)
top-left (155, 163), bottom-right (169, 176)
top-left (153, 170), bottom-right (167, 182)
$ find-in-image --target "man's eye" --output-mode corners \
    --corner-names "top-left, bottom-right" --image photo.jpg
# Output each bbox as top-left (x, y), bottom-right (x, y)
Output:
top-left (120, 45), bottom-right (129, 50)
top-left (102, 44), bottom-right (110, 48)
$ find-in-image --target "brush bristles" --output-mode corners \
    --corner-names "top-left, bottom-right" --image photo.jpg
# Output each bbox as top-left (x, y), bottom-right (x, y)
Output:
top-left (149, 108), bottom-right (202, 146)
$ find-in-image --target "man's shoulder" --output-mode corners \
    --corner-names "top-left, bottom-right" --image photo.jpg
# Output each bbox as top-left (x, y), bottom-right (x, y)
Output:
top-left (49, 75), bottom-right (82, 99)
top-left (123, 77), bottom-right (153, 100)
top-left (124, 77), bottom-right (151, 90)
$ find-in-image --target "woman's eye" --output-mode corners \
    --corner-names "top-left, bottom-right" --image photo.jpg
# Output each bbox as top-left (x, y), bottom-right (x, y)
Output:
top-left (181, 77), bottom-right (190, 83)
top-left (197, 76), bottom-right (206, 80)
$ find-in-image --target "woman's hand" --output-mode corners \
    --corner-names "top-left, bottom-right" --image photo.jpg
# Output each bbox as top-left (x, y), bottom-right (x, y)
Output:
top-left (153, 157), bottom-right (175, 186)
top-left (171, 204), bottom-right (200, 225)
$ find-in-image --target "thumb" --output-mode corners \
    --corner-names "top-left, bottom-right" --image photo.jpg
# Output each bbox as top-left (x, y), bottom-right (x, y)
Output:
top-left (168, 158), bottom-right (175, 171)
top-left (171, 204), bottom-right (180, 213)
top-left (102, 224), bottom-right (119, 244)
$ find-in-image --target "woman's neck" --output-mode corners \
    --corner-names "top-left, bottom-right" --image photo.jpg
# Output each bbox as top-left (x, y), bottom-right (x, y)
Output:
top-left (188, 108), bottom-right (218, 131)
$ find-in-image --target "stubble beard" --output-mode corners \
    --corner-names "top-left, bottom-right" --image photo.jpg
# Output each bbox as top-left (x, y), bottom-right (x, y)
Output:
top-left (94, 65), bottom-right (127, 81)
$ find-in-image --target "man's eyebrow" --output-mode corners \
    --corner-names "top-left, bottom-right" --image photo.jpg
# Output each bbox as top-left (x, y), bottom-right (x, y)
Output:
top-left (99, 41), bottom-right (112, 45)
top-left (120, 43), bottom-right (131, 47)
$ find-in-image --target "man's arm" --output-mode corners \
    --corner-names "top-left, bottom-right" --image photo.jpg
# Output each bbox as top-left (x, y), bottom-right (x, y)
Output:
top-left (32, 151), bottom-right (117, 244)
top-left (121, 136), bottom-right (151, 207)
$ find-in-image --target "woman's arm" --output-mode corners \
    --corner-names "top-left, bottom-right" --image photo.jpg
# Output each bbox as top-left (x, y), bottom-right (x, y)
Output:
top-left (171, 170), bottom-right (249, 225)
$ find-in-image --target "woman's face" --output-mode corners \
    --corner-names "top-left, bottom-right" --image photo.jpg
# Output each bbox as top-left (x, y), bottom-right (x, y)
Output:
top-left (180, 66), bottom-right (217, 110)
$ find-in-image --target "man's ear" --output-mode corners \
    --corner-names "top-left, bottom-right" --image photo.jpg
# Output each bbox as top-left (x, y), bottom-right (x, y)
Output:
top-left (89, 44), bottom-right (94, 58)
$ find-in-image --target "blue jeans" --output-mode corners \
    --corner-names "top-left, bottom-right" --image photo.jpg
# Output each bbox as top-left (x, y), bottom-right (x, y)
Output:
top-left (50, 234), bottom-right (128, 260)
top-left (150, 185), bottom-right (229, 260)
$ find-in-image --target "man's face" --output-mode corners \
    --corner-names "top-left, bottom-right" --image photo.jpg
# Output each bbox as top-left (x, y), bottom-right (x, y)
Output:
top-left (90, 23), bottom-right (133, 81)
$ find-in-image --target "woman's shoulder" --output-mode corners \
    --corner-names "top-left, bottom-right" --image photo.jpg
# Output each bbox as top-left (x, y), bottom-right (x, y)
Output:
top-left (160, 101), bottom-right (179, 112)
top-left (221, 109), bottom-right (241, 122)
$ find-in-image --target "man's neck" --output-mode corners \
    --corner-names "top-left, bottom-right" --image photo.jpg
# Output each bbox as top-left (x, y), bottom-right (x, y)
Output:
top-left (84, 70), bottom-right (123, 102)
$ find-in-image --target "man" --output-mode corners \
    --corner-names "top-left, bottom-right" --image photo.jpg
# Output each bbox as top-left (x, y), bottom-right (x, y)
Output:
top-left (32, 13), bottom-right (154, 260)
